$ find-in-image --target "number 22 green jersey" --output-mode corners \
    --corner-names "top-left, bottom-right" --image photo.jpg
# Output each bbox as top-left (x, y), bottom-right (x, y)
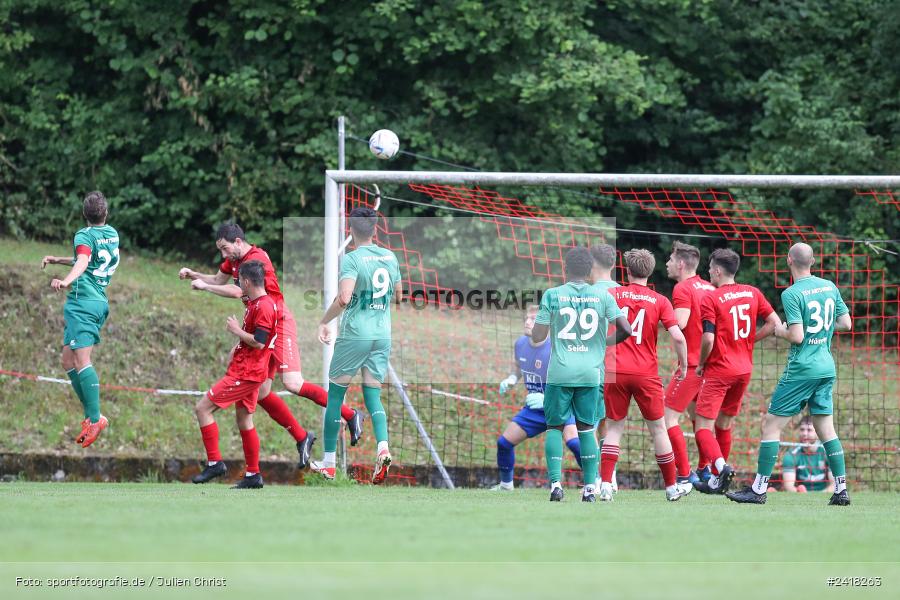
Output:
top-left (69, 225), bottom-right (120, 303)
top-left (536, 280), bottom-right (622, 387)
top-left (338, 244), bottom-right (402, 340)
top-left (781, 275), bottom-right (849, 381)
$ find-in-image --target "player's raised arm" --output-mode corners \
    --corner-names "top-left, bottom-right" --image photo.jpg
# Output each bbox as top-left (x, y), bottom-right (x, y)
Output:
top-left (50, 253), bottom-right (90, 291)
top-left (42, 255), bottom-right (75, 269)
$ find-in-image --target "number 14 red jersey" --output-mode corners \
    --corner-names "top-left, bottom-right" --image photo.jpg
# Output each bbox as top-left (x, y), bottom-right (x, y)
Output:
top-left (699, 283), bottom-right (774, 377)
top-left (610, 283), bottom-right (678, 376)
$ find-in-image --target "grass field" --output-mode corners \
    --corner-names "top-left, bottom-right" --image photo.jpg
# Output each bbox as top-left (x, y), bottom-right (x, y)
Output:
top-left (1, 483), bottom-right (897, 599)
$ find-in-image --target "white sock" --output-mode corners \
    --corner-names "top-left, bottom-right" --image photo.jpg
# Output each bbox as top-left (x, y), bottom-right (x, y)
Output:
top-left (208, 461), bottom-right (218, 466)
top-left (323, 451), bottom-right (336, 468)
top-left (583, 483), bottom-right (596, 494)
top-left (377, 441), bottom-right (389, 454)
top-left (835, 475), bottom-right (847, 493)
top-left (752, 474), bottom-right (769, 494)
top-left (550, 481), bottom-right (562, 490)
top-left (499, 481), bottom-right (514, 490)
top-left (245, 471), bottom-right (257, 477)
top-left (714, 457), bottom-right (726, 473)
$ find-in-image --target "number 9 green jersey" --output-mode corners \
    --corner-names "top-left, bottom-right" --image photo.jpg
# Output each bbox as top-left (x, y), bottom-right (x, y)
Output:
top-left (338, 244), bottom-right (402, 340)
top-left (69, 225), bottom-right (120, 303)
top-left (781, 275), bottom-right (849, 381)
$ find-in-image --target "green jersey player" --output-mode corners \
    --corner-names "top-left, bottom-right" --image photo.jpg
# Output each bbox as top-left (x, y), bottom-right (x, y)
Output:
top-left (532, 246), bottom-right (630, 502)
top-left (727, 243), bottom-right (852, 506)
top-left (41, 191), bottom-right (120, 448)
top-left (311, 207), bottom-right (402, 484)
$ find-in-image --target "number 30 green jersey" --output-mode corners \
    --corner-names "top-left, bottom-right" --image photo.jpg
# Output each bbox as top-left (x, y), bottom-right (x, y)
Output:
top-left (69, 225), bottom-right (120, 303)
top-left (338, 244), bottom-right (402, 340)
top-left (781, 275), bottom-right (849, 381)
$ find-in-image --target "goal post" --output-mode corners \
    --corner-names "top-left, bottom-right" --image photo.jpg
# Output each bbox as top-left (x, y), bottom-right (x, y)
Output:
top-left (322, 169), bottom-right (900, 490)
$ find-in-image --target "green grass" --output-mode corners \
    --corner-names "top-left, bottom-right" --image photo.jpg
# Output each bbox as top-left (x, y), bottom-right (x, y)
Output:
top-left (0, 483), bottom-right (897, 599)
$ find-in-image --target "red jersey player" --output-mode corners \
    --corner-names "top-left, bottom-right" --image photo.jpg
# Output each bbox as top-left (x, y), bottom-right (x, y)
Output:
top-left (600, 249), bottom-right (690, 502)
top-left (191, 261), bottom-right (277, 489)
top-left (664, 242), bottom-right (715, 485)
top-left (693, 248), bottom-right (781, 495)
top-left (179, 224), bottom-right (364, 469)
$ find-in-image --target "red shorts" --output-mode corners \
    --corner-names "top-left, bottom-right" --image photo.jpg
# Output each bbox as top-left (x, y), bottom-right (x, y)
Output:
top-left (273, 309), bottom-right (301, 374)
top-left (207, 375), bottom-right (263, 413)
top-left (664, 367), bottom-right (703, 413)
top-left (604, 373), bottom-right (664, 421)
top-left (695, 373), bottom-right (751, 419)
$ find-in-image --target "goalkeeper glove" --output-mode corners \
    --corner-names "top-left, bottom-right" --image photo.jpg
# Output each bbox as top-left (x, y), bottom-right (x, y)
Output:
top-left (524, 392), bottom-right (545, 410)
top-left (499, 374), bottom-right (518, 395)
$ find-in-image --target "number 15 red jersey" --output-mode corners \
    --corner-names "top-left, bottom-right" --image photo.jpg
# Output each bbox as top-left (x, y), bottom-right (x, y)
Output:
top-left (699, 283), bottom-right (774, 377)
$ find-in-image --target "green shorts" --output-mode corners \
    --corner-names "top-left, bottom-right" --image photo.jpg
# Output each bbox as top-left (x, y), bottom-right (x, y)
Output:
top-left (329, 337), bottom-right (391, 383)
top-left (768, 376), bottom-right (835, 417)
top-left (63, 299), bottom-right (109, 350)
top-left (543, 384), bottom-right (603, 427)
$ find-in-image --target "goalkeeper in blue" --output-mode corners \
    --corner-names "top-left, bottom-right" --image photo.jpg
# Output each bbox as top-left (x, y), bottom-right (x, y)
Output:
top-left (727, 243), bottom-right (853, 506)
top-left (491, 305), bottom-right (582, 490)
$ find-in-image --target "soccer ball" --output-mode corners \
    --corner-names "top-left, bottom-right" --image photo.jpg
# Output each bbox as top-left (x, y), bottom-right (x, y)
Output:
top-left (368, 129), bottom-right (400, 160)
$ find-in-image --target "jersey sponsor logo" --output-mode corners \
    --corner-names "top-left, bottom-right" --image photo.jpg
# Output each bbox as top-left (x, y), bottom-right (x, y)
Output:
top-left (719, 290), bottom-right (755, 302)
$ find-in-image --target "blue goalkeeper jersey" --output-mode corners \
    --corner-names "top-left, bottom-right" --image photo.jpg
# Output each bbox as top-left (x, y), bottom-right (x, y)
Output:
top-left (514, 335), bottom-right (550, 394)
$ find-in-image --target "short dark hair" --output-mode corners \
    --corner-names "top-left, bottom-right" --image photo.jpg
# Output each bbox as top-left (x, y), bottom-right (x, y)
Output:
top-left (216, 223), bottom-right (245, 243)
top-left (624, 248), bottom-right (655, 279)
top-left (238, 260), bottom-right (265, 288)
top-left (590, 243), bottom-right (617, 270)
top-left (672, 241), bottom-right (701, 270)
top-left (349, 207), bottom-right (377, 238)
top-left (83, 191), bottom-right (108, 225)
top-left (564, 246), bottom-right (593, 279)
top-left (798, 415), bottom-right (813, 428)
top-left (710, 248), bottom-right (741, 276)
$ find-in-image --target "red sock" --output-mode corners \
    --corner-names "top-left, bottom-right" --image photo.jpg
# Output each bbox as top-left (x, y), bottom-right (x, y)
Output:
top-left (199, 422), bottom-right (221, 462)
top-left (600, 444), bottom-right (619, 483)
top-left (240, 428), bottom-right (260, 474)
top-left (258, 393), bottom-right (307, 442)
top-left (692, 419), bottom-right (708, 469)
top-left (299, 381), bottom-right (355, 421)
top-left (695, 428), bottom-right (723, 475)
top-left (715, 426), bottom-right (733, 462)
top-left (656, 451), bottom-right (677, 487)
top-left (666, 425), bottom-right (691, 478)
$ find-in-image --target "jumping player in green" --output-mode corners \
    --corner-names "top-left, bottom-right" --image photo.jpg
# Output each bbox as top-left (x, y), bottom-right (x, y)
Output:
top-left (41, 191), bottom-right (120, 448)
top-left (311, 207), bottom-right (402, 484)
top-left (531, 247), bottom-right (631, 502)
top-left (727, 243), bottom-right (852, 506)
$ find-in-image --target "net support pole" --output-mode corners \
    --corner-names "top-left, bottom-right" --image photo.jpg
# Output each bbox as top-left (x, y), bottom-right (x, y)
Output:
top-left (322, 175), bottom-right (339, 449)
top-left (387, 362), bottom-right (455, 490)
top-left (336, 117), bottom-right (348, 473)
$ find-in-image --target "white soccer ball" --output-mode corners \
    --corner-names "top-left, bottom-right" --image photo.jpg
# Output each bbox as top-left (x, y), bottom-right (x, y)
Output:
top-left (368, 129), bottom-right (400, 160)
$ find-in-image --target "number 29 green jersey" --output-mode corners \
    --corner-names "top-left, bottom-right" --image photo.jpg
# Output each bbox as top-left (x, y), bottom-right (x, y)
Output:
top-left (536, 280), bottom-right (622, 387)
top-left (338, 244), bottom-right (402, 340)
top-left (69, 225), bottom-right (120, 303)
top-left (781, 275), bottom-right (849, 381)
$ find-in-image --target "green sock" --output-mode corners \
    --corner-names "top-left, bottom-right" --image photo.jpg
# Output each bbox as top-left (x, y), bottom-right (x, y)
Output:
top-left (756, 440), bottom-right (780, 478)
top-left (78, 365), bottom-right (101, 423)
top-left (544, 428), bottom-right (563, 484)
top-left (823, 438), bottom-right (847, 492)
top-left (362, 385), bottom-right (388, 444)
top-left (578, 430), bottom-right (599, 487)
top-left (324, 383), bottom-right (347, 453)
top-left (67, 368), bottom-right (88, 418)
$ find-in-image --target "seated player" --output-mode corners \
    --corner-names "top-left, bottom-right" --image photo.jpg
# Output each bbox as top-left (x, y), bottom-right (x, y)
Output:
top-left (781, 416), bottom-right (835, 493)
top-left (727, 243), bottom-right (852, 506)
top-left (191, 261), bottom-right (277, 489)
top-left (491, 305), bottom-right (581, 491)
top-left (532, 247), bottom-right (631, 502)
top-left (600, 249), bottom-right (691, 502)
top-left (692, 249), bottom-right (781, 495)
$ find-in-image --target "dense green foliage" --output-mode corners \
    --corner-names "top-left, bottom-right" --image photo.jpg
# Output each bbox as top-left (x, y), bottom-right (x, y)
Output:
top-left (1, 0), bottom-right (897, 275)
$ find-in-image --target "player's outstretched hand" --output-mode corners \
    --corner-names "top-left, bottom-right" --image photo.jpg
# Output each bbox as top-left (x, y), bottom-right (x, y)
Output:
top-left (318, 323), bottom-right (333, 345)
top-left (179, 267), bottom-right (194, 280)
top-left (41, 256), bottom-right (56, 269)
top-left (225, 315), bottom-right (241, 335)
top-left (50, 278), bottom-right (67, 291)
top-left (191, 279), bottom-right (208, 291)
